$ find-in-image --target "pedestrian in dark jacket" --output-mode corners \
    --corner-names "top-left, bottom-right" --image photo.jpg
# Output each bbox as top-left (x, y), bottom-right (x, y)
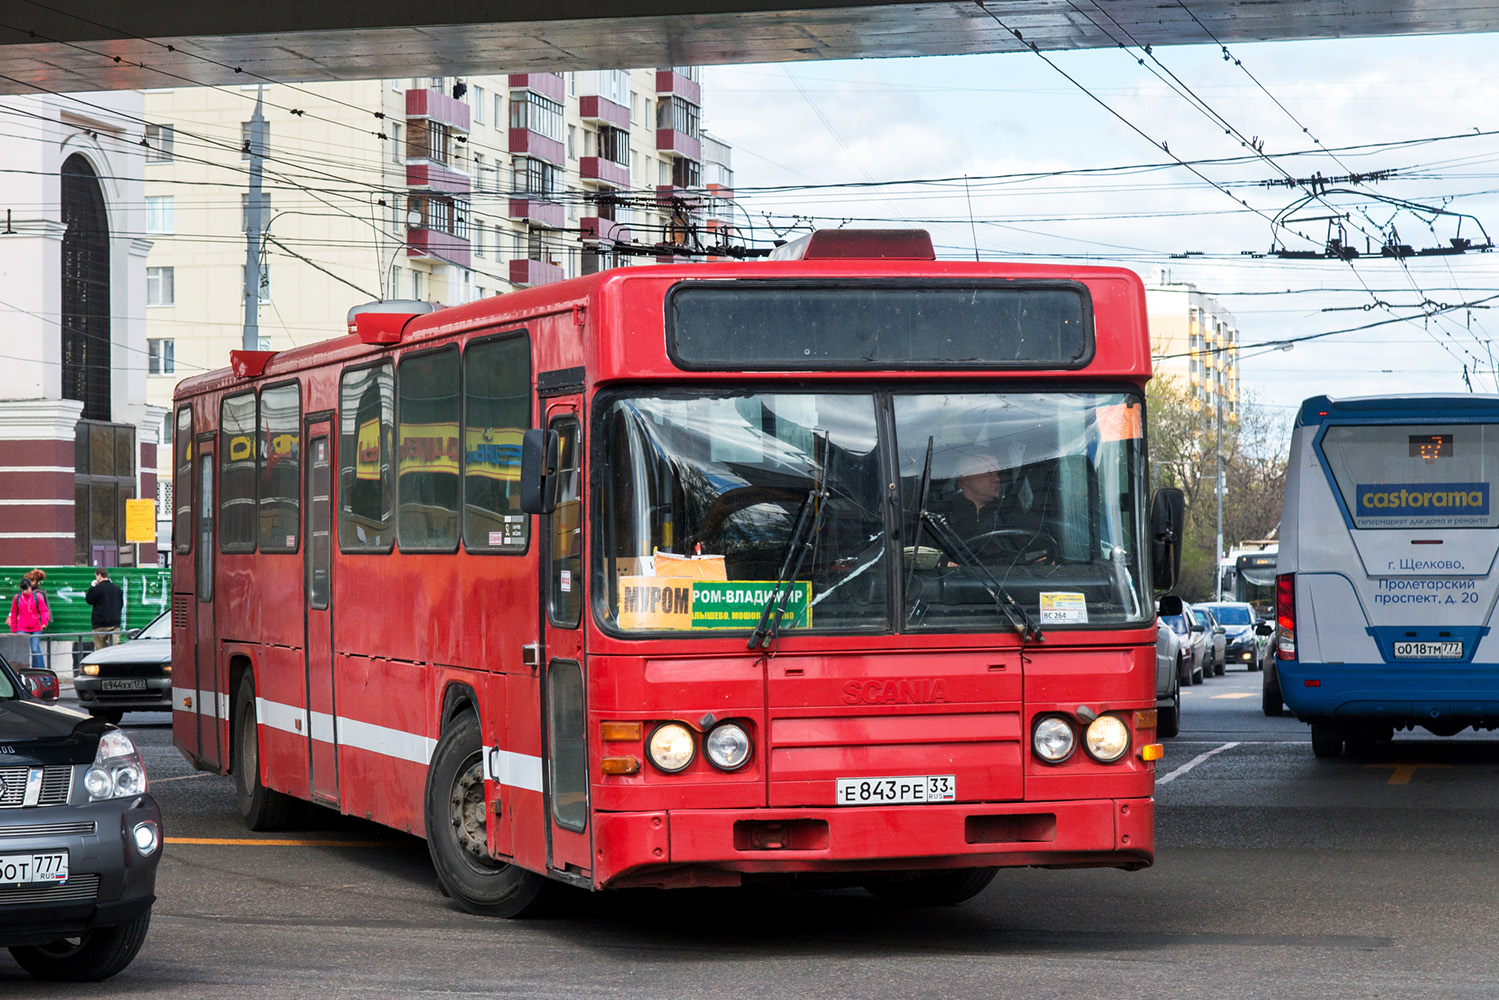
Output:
top-left (86, 568), bottom-right (125, 649)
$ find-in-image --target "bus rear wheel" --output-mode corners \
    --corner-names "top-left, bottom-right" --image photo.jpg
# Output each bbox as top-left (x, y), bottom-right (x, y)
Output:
top-left (234, 674), bottom-right (302, 831)
top-left (864, 867), bottom-right (998, 906)
top-left (425, 712), bottom-right (550, 918)
top-left (1310, 723), bottom-right (1344, 758)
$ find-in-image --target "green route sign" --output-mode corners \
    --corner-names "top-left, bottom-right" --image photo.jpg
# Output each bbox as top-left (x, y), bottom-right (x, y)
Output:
top-left (1, 567), bottom-right (170, 635)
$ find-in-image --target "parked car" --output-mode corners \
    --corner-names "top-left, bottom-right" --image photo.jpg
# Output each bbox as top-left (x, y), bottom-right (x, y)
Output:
top-left (0, 654), bottom-right (162, 981)
top-left (1155, 616), bottom-right (1183, 738)
top-left (1192, 605), bottom-right (1227, 676)
top-left (1199, 601), bottom-right (1270, 671)
top-left (73, 610), bottom-right (172, 723)
top-left (1161, 601), bottom-right (1207, 685)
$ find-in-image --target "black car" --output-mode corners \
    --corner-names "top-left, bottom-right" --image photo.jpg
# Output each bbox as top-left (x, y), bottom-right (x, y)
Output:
top-left (0, 654), bottom-right (161, 981)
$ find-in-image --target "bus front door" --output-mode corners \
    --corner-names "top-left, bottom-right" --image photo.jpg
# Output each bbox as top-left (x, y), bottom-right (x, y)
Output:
top-left (541, 406), bottom-right (591, 879)
top-left (305, 422), bottom-right (338, 804)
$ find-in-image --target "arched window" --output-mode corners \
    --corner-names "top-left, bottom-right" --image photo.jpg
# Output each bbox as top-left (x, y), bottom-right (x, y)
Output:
top-left (61, 153), bottom-right (111, 421)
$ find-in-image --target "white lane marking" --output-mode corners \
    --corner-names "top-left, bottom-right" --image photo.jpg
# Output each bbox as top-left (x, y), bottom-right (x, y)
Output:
top-left (152, 772), bottom-right (213, 783)
top-left (1210, 693), bottom-right (1256, 699)
top-left (1156, 741), bottom-right (1241, 785)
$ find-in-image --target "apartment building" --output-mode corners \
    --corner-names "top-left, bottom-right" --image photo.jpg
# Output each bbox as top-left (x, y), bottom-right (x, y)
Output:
top-left (142, 68), bottom-right (732, 549)
top-left (1146, 273), bottom-right (1241, 417)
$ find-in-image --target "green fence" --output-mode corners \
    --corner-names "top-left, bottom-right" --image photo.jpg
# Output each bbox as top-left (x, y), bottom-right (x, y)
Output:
top-left (1, 567), bottom-right (171, 635)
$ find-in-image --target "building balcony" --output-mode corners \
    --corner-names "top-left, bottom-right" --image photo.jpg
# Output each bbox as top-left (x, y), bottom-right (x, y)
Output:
top-left (657, 129), bottom-right (702, 161)
top-left (405, 160), bottom-right (471, 195)
top-left (405, 88), bottom-right (471, 131)
top-left (509, 73), bottom-right (566, 102)
top-left (510, 258), bottom-right (565, 287)
top-left (656, 69), bottom-right (702, 105)
top-left (579, 95), bottom-right (631, 129)
top-left (406, 227), bottom-right (471, 269)
top-left (579, 156), bottom-right (630, 188)
top-left (509, 129), bottom-right (565, 166)
top-left (579, 217), bottom-right (631, 245)
top-left (508, 198), bottom-right (565, 229)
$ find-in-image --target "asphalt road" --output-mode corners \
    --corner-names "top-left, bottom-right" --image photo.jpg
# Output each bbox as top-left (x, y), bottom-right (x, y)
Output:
top-left (8, 668), bottom-right (1499, 998)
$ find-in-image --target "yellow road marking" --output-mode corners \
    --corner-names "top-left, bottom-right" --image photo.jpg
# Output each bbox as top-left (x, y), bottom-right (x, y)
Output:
top-left (1365, 763), bottom-right (1453, 785)
top-left (1210, 692), bottom-right (1256, 699)
top-left (166, 837), bottom-right (395, 847)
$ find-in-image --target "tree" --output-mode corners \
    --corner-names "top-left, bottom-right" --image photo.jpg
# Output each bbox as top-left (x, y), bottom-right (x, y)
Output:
top-left (1146, 375), bottom-right (1289, 601)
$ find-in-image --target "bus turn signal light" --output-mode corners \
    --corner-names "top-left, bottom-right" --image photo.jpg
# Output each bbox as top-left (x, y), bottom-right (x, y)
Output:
top-left (1140, 744), bottom-right (1164, 762)
top-left (1133, 710), bottom-right (1157, 730)
top-left (601, 721), bottom-right (642, 742)
top-left (600, 756), bottom-right (640, 776)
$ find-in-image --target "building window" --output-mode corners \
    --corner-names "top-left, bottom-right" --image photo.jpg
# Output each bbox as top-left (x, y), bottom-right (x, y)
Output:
top-left (407, 120), bottom-right (454, 166)
top-left (146, 267), bottom-right (174, 307)
top-left (472, 85), bottom-right (485, 124)
top-left (148, 338), bottom-right (175, 374)
top-left (672, 158), bottom-right (702, 188)
top-left (146, 195), bottom-right (173, 234)
top-left (145, 124), bottom-right (174, 162)
top-left (240, 121), bottom-right (269, 159)
top-left (510, 91), bottom-right (564, 142)
top-left (474, 221), bottom-right (485, 258)
top-left (407, 194), bottom-right (471, 241)
top-left (391, 123), bottom-right (403, 164)
top-left (61, 155), bottom-right (112, 422)
top-left (241, 192), bottom-right (272, 232)
top-left (473, 152), bottom-right (484, 186)
top-left (567, 125), bottom-right (575, 160)
top-left (631, 91), bottom-right (640, 122)
top-left (657, 96), bottom-right (701, 139)
top-left (494, 93), bottom-right (504, 129)
top-left (514, 157), bottom-right (560, 198)
top-left (598, 125), bottom-right (629, 165)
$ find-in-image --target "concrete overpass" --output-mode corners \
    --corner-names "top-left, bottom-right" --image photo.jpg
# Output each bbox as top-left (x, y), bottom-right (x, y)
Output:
top-left (3, 0), bottom-right (1499, 95)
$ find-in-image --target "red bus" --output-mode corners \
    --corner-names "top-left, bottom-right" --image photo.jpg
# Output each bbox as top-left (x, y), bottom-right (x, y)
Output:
top-left (171, 229), bottom-right (1182, 915)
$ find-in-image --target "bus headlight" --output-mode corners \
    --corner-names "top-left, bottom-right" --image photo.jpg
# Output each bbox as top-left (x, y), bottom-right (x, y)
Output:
top-left (647, 723), bottom-right (696, 772)
top-left (1032, 716), bottom-right (1075, 763)
top-left (705, 722), bottom-right (752, 771)
top-left (1085, 715), bottom-right (1131, 762)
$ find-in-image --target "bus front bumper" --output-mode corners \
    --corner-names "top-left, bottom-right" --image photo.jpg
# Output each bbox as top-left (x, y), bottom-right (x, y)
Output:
top-left (592, 797), bottom-right (1153, 889)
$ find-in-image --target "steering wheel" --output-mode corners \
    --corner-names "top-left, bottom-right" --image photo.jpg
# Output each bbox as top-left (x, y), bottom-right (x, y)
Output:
top-left (966, 528), bottom-right (1059, 565)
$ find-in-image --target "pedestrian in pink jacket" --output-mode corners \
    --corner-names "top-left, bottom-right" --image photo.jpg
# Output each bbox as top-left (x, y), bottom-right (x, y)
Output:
top-left (7, 577), bottom-right (51, 668)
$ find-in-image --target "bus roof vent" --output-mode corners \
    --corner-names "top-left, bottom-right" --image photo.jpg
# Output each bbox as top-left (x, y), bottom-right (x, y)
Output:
top-left (229, 350), bottom-right (275, 378)
top-left (769, 229), bottom-right (936, 262)
top-left (348, 299), bottom-right (438, 344)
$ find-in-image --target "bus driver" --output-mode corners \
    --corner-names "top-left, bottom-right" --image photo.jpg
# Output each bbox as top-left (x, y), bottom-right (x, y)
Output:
top-left (941, 450), bottom-right (1053, 565)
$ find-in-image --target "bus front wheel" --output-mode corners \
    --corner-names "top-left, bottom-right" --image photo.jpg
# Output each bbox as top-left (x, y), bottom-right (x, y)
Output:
top-left (1310, 723), bottom-right (1344, 758)
top-left (425, 712), bottom-right (551, 918)
top-left (234, 674), bottom-right (303, 831)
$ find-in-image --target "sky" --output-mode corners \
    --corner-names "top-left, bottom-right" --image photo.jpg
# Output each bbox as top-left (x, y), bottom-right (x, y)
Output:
top-left (699, 32), bottom-right (1499, 429)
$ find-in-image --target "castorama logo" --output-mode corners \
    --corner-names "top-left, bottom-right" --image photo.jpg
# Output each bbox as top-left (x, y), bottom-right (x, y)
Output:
top-left (1356, 483), bottom-right (1489, 517)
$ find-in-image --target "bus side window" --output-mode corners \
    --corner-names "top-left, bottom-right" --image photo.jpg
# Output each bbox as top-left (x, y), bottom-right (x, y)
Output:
top-left (462, 333), bottom-right (531, 553)
top-left (174, 406), bottom-right (193, 555)
top-left (338, 362), bottom-right (395, 552)
top-left (548, 418), bottom-right (582, 628)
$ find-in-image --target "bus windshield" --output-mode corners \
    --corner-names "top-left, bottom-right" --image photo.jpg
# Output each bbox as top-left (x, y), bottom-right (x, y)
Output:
top-left (596, 388), bottom-right (1150, 634)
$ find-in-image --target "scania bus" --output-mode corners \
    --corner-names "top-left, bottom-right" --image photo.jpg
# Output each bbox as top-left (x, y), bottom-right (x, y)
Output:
top-left (1277, 394), bottom-right (1499, 756)
top-left (171, 229), bottom-right (1182, 915)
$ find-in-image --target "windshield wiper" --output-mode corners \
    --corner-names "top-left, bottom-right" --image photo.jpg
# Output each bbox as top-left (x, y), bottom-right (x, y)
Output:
top-left (748, 431), bottom-right (831, 650)
top-left (906, 436), bottom-right (1043, 642)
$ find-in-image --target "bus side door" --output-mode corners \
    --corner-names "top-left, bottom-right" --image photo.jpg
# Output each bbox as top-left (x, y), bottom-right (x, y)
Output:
top-left (194, 434), bottom-right (224, 769)
top-left (541, 404), bottom-right (591, 879)
top-left (304, 420), bottom-right (338, 803)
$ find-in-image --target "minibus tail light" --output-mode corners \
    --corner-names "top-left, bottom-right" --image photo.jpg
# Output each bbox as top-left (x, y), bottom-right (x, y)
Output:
top-left (1276, 573), bottom-right (1296, 659)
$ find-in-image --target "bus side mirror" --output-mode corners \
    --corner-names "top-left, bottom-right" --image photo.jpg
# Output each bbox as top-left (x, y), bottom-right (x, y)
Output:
top-left (1158, 595), bottom-right (1182, 617)
top-left (1149, 487), bottom-right (1185, 591)
top-left (519, 428), bottom-right (560, 515)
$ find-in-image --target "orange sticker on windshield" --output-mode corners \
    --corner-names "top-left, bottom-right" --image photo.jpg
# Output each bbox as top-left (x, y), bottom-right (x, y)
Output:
top-left (1097, 402), bottom-right (1143, 442)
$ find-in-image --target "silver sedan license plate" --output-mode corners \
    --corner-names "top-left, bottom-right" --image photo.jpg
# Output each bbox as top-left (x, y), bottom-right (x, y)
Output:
top-left (1393, 641), bottom-right (1464, 659)
top-left (101, 678), bottom-right (149, 691)
top-left (0, 851), bottom-right (68, 885)
top-left (836, 775), bottom-right (955, 806)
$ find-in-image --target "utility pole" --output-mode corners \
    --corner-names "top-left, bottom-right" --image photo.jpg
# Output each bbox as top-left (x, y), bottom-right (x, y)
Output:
top-left (1214, 339), bottom-right (1225, 599)
top-left (242, 87), bottom-right (266, 351)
